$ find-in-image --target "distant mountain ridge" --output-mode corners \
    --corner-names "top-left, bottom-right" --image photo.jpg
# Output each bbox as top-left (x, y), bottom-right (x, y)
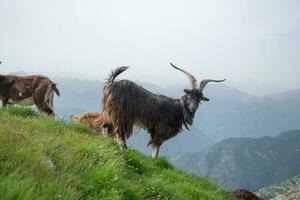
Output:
top-left (2, 74), bottom-right (300, 156)
top-left (172, 130), bottom-right (300, 191)
top-left (49, 77), bottom-right (300, 156)
top-left (52, 76), bottom-right (300, 137)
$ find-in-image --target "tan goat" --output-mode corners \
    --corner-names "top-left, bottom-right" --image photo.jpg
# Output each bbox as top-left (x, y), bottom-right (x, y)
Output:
top-left (70, 111), bottom-right (113, 137)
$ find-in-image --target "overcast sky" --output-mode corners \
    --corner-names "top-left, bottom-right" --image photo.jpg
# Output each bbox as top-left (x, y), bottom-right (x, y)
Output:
top-left (0, 0), bottom-right (299, 93)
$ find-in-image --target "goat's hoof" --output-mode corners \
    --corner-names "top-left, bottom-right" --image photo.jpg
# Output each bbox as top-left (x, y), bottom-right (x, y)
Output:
top-left (119, 144), bottom-right (127, 150)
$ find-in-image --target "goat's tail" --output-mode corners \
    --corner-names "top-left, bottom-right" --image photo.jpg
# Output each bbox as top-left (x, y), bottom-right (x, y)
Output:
top-left (51, 83), bottom-right (60, 96)
top-left (106, 66), bottom-right (129, 84)
top-left (102, 66), bottom-right (128, 119)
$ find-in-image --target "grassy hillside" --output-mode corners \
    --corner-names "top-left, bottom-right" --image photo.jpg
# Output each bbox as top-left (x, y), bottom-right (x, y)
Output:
top-left (0, 107), bottom-right (233, 200)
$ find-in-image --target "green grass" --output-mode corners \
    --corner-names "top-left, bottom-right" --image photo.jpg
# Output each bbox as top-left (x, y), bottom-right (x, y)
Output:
top-left (0, 106), bottom-right (233, 200)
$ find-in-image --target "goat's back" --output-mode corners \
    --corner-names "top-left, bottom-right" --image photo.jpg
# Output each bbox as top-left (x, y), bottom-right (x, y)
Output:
top-left (102, 79), bottom-right (184, 139)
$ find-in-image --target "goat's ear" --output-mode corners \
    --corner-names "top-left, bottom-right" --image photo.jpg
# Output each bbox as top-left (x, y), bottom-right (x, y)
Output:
top-left (184, 89), bottom-right (190, 94)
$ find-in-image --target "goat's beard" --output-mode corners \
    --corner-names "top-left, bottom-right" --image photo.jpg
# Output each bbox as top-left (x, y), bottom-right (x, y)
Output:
top-left (183, 111), bottom-right (194, 131)
top-left (183, 121), bottom-right (190, 131)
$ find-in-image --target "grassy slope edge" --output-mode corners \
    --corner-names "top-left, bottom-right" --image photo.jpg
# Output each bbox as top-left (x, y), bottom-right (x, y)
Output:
top-left (0, 107), bottom-right (233, 200)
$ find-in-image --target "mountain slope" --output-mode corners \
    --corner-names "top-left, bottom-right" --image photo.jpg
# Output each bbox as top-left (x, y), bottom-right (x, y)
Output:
top-left (172, 130), bottom-right (300, 191)
top-left (257, 175), bottom-right (300, 200)
top-left (0, 107), bottom-right (233, 200)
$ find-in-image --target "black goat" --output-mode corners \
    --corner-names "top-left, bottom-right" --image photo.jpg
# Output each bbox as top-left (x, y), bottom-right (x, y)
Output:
top-left (102, 63), bottom-right (225, 158)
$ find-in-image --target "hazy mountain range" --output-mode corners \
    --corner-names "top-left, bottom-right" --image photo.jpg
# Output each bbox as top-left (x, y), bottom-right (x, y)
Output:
top-left (4, 73), bottom-right (300, 156)
top-left (52, 76), bottom-right (300, 142)
top-left (226, 76), bottom-right (288, 97)
top-left (172, 130), bottom-right (300, 191)
top-left (47, 76), bottom-right (300, 159)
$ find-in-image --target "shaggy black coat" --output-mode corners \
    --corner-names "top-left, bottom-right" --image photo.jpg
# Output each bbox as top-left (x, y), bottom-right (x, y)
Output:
top-left (102, 67), bottom-right (190, 147)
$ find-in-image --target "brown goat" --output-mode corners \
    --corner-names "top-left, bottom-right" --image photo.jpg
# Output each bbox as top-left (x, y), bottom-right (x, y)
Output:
top-left (233, 189), bottom-right (262, 200)
top-left (70, 111), bottom-right (113, 137)
top-left (0, 74), bottom-right (60, 115)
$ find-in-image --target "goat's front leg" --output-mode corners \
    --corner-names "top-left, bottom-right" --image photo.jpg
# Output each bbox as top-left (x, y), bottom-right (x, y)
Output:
top-left (151, 144), bottom-right (160, 158)
top-left (116, 131), bottom-right (127, 149)
top-left (101, 127), bottom-right (109, 137)
top-left (1, 98), bottom-right (9, 107)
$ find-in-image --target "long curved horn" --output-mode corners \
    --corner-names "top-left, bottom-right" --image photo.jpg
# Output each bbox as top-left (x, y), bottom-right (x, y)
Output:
top-left (199, 79), bottom-right (226, 92)
top-left (170, 62), bottom-right (197, 89)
